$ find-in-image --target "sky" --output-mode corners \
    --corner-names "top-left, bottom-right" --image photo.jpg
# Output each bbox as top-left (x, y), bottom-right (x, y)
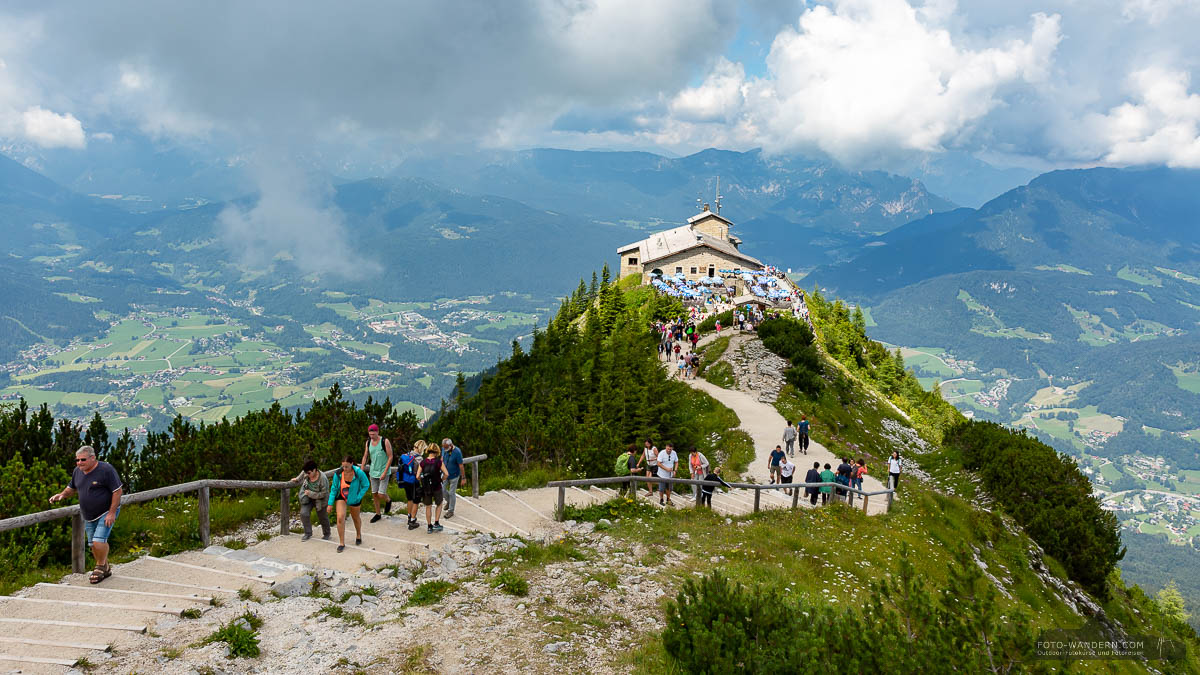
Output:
top-left (1, 1), bottom-right (1197, 272)
top-left (1, 0), bottom-right (1197, 171)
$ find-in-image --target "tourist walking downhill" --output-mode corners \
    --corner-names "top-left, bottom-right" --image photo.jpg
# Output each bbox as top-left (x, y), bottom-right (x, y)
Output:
top-left (768, 445), bottom-right (786, 483)
top-left (441, 438), bottom-right (465, 519)
top-left (49, 445), bottom-right (123, 584)
top-left (888, 451), bottom-right (902, 490)
top-left (295, 459), bottom-right (331, 541)
top-left (642, 440), bottom-right (659, 496)
top-left (657, 443), bottom-right (679, 506)
top-left (804, 462), bottom-right (822, 506)
top-left (780, 455), bottom-right (796, 496)
top-left (362, 424), bottom-right (393, 523)
top-left (329, 456), bottom-right (369, 553)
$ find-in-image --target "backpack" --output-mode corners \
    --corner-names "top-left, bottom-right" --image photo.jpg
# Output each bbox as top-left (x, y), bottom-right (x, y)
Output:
top-left (399, 454), bottom-right (417, 482)
top-left (420, 459), bottom-right (441, 492)
top-left (615, 452), bottom-right (631, 476)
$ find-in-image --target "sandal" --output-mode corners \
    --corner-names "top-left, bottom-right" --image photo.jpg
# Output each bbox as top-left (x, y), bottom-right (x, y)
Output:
top-left (89, 564), bottom-right (111, 584)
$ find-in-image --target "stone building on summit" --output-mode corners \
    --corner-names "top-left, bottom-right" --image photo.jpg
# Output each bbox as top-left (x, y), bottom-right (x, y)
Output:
top-left (616, 206), bottom-right (763, 282)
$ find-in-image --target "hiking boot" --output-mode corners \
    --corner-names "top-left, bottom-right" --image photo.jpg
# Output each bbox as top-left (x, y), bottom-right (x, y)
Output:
top-left (370, 513), bottom-right (382, 523)
top-left (322, 533), bottom-right (331, 540)
top-left (408, 519), bottom-right (419, 530)
top-left (433, 522), bottom-right (444, 532)
top-left (427, 524), bottom-right (434, 534)
top-left (301, 533), bottom-right (312, 542)
top-left (660, 498), bottom-right (665, 506)
top-left (384, 500), bottom-right (392, 515)
top-left (444, 510), bottom-right (454, 519)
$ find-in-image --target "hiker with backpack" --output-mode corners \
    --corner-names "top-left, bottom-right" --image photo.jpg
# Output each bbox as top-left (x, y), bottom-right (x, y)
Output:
top-left (361, 424), bottom-right (393, 523)
top-left (616, 445), bottom-right (642, 496)
top-left (797, 415), bottom-right (810, 454)
top-left (397, 441), bottom-right (424, 530)
top-left (416, 444), bottom-right (449, 533)
top-left (853, 458), bottom-right (868, 491)
top-left (819, 463), bottom-right (835, 505)
top-left (329, 455), bottom-right (370, 553)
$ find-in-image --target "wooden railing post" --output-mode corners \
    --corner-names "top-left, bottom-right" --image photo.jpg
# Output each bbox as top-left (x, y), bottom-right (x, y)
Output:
top-left (198, 485), bottom-right (211, 546)
top-left (753, 489), bottom-right (761, 513)
top-left (792, 485), bottom-right (800, 509)
top-left (71, 513), bottom-right (86, 574)
top-left (694, 479), bottom-right (702, 506)
top-left (279, 488), bottom-right (291, 536)
top-left (556, 486), bottom-right (566, 521)
top-left (629, 475), bottom-right (638, 501)
top-left (471, 461), bottom-right (479, 498)
top-left (862, 494), bottom-right (869, 513)
top-left (887, 488), bottom-right (894, 511)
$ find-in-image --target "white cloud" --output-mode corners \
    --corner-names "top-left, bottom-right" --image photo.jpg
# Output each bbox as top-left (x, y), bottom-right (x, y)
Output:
top-left (20, 106), bottom-right (85, 148)
top-left (1121, 0), bottom-right (1194, 24)
top-left (1089, 68), bottom-right (1200, 167)
top-left (726, 0), bottom-right (1063, 163)
top-left (670, 57), bottom-right (748, 123)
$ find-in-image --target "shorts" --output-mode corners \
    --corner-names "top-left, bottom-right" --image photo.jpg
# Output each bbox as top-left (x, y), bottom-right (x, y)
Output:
top-left (84, 508), bottom-right (119, 544)
top-left (333, 494), bottom-right (363, 508)
top-left (402, 481), bottom-right (419, 503)
top-left (369, 472), bottom-right (390, 495)
top-left (421, 489), bottom-right (443, 506)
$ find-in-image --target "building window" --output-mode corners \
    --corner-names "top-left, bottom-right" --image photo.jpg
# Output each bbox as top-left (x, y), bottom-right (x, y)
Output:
top-left (676, 266), bottom-right (683, 274)
top-left (708, 266), bottom-right (715, 277)
top-left (627, 257), bottom-right (638, 266)
top-left (690, 266), bottom-right (698, 275)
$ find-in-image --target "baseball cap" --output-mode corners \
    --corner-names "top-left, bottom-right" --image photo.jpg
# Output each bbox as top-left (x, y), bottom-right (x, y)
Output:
top-left (368, 424), bottom-right (379, 431)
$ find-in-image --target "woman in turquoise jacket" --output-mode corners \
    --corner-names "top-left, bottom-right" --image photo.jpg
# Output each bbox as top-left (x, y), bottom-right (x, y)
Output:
top-left (329, 455), bottom-right (370, 552)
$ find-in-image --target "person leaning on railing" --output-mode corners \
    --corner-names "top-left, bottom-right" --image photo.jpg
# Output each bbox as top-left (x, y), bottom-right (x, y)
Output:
top-left (49, 445), bottom-right (123, 584)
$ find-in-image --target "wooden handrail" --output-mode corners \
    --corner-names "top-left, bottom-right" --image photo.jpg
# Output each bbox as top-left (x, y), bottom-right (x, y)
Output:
top-left (549, 474), bottom-right (894, 519)
top-left (0, 453), bottom-right (489, 573)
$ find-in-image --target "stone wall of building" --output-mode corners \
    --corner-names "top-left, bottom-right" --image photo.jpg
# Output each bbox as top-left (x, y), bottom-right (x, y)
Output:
top-left (643, 247), bottom-right (761, 282)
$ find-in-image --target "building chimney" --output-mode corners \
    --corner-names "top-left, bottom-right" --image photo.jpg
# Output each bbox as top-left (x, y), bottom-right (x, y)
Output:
top-left (702, 203), bottom-right (710, 212)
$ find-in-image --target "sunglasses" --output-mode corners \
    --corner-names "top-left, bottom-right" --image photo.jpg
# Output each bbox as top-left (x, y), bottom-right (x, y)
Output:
top-left (75, 457), bottom-right (89, 463)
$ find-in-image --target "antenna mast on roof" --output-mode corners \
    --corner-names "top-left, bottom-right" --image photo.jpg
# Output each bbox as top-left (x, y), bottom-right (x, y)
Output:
top-left (714, 176), bottom-right (723, 215)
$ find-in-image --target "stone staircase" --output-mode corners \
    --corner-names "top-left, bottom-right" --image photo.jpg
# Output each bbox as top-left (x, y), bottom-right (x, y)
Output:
top-left (0, 483), bottom-right (807, 673)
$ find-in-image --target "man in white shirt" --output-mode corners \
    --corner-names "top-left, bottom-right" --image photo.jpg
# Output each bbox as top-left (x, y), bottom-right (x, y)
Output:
top-left (656, 443), bottom-right (679, 507)
top-left (779, 456), bottom-right (796, 496)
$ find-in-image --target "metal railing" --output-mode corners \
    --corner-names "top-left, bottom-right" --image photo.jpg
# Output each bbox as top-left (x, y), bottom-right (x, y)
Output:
top-left (546, 474), bottom-right (894, 519)
top-left (0, 454), bottom-right (487, 573)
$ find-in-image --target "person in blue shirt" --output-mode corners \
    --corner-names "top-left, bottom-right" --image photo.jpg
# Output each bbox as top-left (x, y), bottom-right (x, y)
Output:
top-left (328, 456), bottom-right (370, 553)
top-left (797, 415), bottom-right (810, 454)
top-left (441, 438), bottom-right (465, 519)
top-left (768, 445), bottom-right (786, 484)
top-left (397, 441), bottom-right (424, 530)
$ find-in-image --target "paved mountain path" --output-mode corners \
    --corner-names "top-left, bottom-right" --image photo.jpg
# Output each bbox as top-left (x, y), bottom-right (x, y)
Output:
top-left (672, 330), bottom-right (889, 513)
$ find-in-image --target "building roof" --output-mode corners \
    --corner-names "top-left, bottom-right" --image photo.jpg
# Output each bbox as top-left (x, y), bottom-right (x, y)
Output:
top-left (616, 223), bottom-right (763, 268)
top-left (687, 210), bottom-right (733, 226)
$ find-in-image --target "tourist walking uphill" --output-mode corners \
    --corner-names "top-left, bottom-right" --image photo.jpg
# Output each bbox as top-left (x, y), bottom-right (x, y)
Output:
top-left (416, 444), bottom-right (449, 533)
top-left (399, 442), bottom-right (423, 530)
top-left (797, 415), bottom-right (810, 454)
top-left (49, 445), bottom-right (123, 584)
top-left (330, 456), bottom-right (369, 553)
top-left (804, 462), bottom-right (822, 505)
top-left (783, 420), bottom-right (797, 456)
top-left (362, 424), bottom-right (393, 523)
top-left (295, 459), bottom-right (331, 541)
